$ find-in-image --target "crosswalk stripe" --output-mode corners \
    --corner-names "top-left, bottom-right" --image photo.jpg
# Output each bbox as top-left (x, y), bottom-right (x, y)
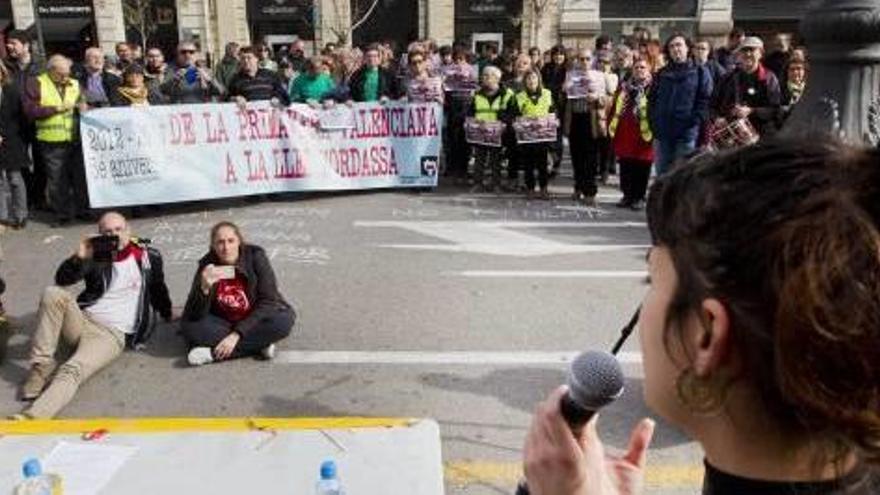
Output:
top-left (274, 351), bottom-right (643, 365)
top-left (455, 270), bottom-right (648, 278)
top-left (356, 221), bottom-right (646, 228)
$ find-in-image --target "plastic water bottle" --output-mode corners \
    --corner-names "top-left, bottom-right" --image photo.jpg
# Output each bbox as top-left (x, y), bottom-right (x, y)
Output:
top-left (315, 460), bottom-right (343, 495)
top-left (13, 459), bottom-right (62, 495)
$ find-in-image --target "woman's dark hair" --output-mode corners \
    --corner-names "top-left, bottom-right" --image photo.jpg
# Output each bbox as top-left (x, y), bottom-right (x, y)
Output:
top-left (452, 45), bottom-right (469, 62)
top-left (210, 221), bottom-right (245, 249)
top-left (647, 136), bottom-right (880, 464)
top-left (662, 32), bottom-right (693, 61)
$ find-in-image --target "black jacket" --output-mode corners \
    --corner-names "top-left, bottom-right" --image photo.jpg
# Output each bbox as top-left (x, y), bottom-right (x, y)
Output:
top-left (77, 70), bottom-right (122, 108)
top-left (226, 69), bottom-right (290, 105)
top-left (182, 244), bottom-right (294, 336)
top-left (348, 66), bottom-right (399, 102)
top-left (711, 64), bottom-right (782, 137)
top-left (55, 240), bottom-right (173, 348)
top-left (0, 82), bottom-right (31, 171)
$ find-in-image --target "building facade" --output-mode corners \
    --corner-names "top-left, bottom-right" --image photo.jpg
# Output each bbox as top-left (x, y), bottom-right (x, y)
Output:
top-left (3, 0), bottom-right (815, 62)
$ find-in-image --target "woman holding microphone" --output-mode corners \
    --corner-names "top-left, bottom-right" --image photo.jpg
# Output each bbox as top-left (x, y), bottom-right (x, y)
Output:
top-left (523, 137), bottom-right (880, 494)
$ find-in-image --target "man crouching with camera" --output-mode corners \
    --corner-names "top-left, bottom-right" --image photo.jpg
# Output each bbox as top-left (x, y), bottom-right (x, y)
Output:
top-left (13, 211), bottom-right (174, 419)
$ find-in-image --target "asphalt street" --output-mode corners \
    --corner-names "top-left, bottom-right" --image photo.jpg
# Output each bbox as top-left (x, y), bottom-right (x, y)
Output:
top-left (0, 173), bottom-right (704, 494)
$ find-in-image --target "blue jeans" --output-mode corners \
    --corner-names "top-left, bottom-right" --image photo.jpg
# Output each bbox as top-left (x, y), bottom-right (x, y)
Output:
top-left (653, 138), bottom-right (696, 176)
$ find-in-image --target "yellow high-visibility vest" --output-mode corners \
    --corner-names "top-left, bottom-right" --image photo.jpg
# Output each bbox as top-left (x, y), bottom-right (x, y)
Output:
top-left (515, 88), bottom-right (553, 117)
top-left (35, 73), bottom-right (80, 143)
top-left (608, 88), bottom-right (652, 143)
top-left (473, 88), bottom-right (513, 122)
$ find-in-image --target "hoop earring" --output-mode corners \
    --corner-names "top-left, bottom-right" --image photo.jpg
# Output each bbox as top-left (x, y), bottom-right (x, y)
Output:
top-left (675, 367), bottom-right (730, 416)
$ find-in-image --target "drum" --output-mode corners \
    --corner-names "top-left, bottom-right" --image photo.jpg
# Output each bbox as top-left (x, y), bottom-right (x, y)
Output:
top-left (708, 118), bottom-right (760, 150)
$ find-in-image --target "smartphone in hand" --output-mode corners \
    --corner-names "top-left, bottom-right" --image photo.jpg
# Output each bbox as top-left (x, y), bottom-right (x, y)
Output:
top-left (90, 235), bottom-right (120, 263)
top-left (215, 265), bottom-right (235, 280)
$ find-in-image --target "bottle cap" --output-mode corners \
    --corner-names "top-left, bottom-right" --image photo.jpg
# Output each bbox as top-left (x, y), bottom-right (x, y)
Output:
top-left (22, 458), bottom-right (42, 478)
top-left (320, 460), bottom-right (337, 480)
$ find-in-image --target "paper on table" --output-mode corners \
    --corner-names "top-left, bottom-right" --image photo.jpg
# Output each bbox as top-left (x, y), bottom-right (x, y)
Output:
top-left (43, 441), bottom-right (138, 495)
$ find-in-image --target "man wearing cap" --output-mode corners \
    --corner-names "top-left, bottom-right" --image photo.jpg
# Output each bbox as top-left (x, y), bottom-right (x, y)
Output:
top-left (711, 36), bottom-right (782, 139)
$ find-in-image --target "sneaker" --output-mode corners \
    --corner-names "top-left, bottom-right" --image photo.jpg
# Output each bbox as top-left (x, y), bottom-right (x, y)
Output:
top-left (615, 198), bottom-right (632, 209)
top-left (187, 347), bottom-right (214, 366)
top-left (259, 343), bottom-right (276, 361)
top-left (630, 199), bottom-right (646, 211)
top-left (20, 361), bottom-right (56, 401)
top-left (7, 413), bottom-right (32, 421)
top-left (582, 195), bottom-right (598, 208)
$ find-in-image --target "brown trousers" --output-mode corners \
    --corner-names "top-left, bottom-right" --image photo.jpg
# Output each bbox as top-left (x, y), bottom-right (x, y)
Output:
top-left (25, 286), bottom-right (124, 418)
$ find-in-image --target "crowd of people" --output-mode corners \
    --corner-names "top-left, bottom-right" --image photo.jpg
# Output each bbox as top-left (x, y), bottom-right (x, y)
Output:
top-left (0, 27), bottom-right (809, 230)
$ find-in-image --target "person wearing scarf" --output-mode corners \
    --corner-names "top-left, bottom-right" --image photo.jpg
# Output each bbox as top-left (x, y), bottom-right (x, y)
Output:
top-left (608, 58), bottom-right (654, 210)
top-left (110, 64), bottom-right (162, 107)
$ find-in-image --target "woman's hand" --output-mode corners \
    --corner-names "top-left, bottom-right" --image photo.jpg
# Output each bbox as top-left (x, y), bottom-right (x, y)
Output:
top-left (523, 385), bottom-right (655, 495)
top-left (200, 264), bottom-right (219, 294)
top-left (214, 332), bottom-right (241, 360)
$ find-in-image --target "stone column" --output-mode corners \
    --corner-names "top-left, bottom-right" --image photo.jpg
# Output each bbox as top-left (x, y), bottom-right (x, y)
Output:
top-left (316, 0), bottom-right (350, 47)
top-left (92, 0), bottom-right (126, 54)
top-left (697, 0), bottom-right (733, 45)
top-left (177, 0), bottom-right (210, 50)
top-left (10, 0), bottom-right (35, 30)
top-left (783, 0), bottom-right (880, 145)
top-left (522, 0), bottom-right (562, 50)
top-left (214, 0), bottom-right (250, 56)
top-left (557, 0), bottom-right (600, 49)
top-left (424, 0), bottom-right (454, 46)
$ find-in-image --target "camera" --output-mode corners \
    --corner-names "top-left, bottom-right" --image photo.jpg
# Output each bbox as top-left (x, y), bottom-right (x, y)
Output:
top-left (90, 235), bottom-right (120, 263)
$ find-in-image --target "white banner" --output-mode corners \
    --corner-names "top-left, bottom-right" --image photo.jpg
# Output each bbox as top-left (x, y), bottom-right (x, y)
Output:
top-left (80, 101), bottom-right (443, 207)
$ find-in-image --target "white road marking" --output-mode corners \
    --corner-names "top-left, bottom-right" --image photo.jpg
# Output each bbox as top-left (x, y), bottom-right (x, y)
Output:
top-left (454, 270), bottom-right (648, 278)
top-left (355, 220), bottom-right (648, 257)
top-left (356, 221), bottom-right (646, 228)
top-left (276, 351), bottom-right (643, 365)
top-left (385, 244), bottom-right (648, 253)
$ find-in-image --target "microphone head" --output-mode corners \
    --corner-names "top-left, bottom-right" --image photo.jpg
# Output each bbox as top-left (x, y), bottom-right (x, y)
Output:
top-left (567, 350), bottom-right (625, 411)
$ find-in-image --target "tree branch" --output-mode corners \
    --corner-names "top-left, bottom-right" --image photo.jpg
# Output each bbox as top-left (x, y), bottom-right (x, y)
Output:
top-left (351, 0), bottom-right (380, 32)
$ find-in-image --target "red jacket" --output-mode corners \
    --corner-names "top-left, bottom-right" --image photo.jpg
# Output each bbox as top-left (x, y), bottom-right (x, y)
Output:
top-left (609, 87), bottom-right (654, 164)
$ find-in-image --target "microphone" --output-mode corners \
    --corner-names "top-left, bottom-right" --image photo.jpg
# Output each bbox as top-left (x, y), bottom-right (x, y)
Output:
top-left (516, 350), bottom-right (626, 495)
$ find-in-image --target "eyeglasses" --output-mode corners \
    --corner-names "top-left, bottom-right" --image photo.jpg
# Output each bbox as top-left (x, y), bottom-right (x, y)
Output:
top-left (578, 57), bottom-right (591, 62)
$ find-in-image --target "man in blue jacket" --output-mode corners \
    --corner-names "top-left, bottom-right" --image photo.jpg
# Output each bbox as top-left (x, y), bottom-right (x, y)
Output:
top-left (648, 34), bottom-right (713, 175)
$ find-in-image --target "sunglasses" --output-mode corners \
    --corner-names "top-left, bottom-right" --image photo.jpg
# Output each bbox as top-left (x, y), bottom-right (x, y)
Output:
top-left (578, 57), bottom-right (592, 61)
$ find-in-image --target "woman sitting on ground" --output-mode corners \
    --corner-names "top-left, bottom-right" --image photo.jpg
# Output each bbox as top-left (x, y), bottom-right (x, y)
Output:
top-left (181, 222), bottom-right (295, 366)
top-left (523, 136), bottom-right (880, 494)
